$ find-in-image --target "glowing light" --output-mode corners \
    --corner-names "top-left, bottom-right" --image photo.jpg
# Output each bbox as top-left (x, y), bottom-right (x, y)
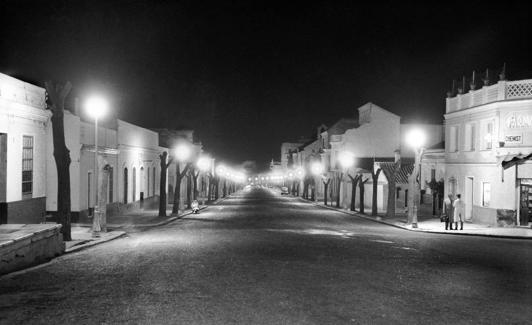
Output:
top-left (196, 156), bottom-right (211, 171)
top-left (85, 96), bottom-right (108, 119)
top-left (338, 151), bottom-right (355, 169)
top-left (175, 143), bottom-right (191, 161)
top-left (311, 161), bottom-right (323, 175)
top-left (406, 128), bottom-right (426, 149)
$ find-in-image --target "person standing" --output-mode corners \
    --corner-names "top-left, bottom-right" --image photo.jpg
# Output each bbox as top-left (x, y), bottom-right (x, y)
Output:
top-left (442, 194), bottom-right (454, 230)
top-left (453, 194), bottom-right (465, 230)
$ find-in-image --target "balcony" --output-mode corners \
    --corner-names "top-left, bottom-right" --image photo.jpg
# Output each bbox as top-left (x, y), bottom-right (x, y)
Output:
top-left (446, 79), bottom-right (532, 113)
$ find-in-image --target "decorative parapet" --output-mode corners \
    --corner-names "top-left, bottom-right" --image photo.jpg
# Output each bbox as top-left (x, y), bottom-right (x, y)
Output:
top-left (0, 73), bottom-right (46, 109)
top-left (446, 79), bottom-right (532, 113)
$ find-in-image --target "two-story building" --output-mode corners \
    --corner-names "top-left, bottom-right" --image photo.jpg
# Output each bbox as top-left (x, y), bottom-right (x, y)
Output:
top-left (444, 78), bottom-right (532, 227)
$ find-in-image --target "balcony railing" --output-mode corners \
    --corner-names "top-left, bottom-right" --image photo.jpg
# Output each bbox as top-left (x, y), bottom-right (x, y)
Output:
top-left (446, 79), bottom-right (532, 113)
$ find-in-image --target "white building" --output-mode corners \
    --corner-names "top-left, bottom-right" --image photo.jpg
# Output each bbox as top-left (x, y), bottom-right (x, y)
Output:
top-left (46, 110), bottom-right (165, 222)
top-left (0, 73), bottom-right (49, 224)
top-left (444, 78), bottom-right (532, 227)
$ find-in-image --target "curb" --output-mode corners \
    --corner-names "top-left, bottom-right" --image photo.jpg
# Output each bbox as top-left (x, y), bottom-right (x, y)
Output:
top-left (65, 231), bottom-right (127, 254)
top-left (294, 196), bottom-right (532, 240)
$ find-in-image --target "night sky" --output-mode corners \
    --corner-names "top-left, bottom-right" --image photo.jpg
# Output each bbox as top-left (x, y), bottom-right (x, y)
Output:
top-left (1, 1), bottom-right (531, 170)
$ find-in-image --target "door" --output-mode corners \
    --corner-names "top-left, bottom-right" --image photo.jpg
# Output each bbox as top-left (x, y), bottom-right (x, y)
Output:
top-left (465, 177), bottom-right (474, 222)
top-left (520, 181), bottom-right (532, 226)
top-left (0, 133), bottom-right (6, 224)
top-left (123, 168), bottom-right (128, 204)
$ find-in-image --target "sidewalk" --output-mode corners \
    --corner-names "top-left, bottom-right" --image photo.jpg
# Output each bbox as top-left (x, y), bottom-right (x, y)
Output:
top-left (304, 198), bottom-right (532, 240)
top-left (66, 199), bottom-right (226, 252)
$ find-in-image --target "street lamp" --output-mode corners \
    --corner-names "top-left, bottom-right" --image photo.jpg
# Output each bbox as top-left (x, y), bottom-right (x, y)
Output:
top-left (171, 141), bottom-right (192, 215)
top-left (310, 161), bottom-right (323, 201)
top-left (196, 156), bottom-right (211, 202)
top-left (406, 128), bottom-right (426, 228)
top-left (85, 96), bottom-right (108, 237)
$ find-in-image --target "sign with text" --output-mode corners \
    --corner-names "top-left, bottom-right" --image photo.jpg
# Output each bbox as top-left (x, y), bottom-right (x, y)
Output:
top-left (505, 134), bottom-right (523, 144)
top-left (506, 112), bottom-right (532, 129)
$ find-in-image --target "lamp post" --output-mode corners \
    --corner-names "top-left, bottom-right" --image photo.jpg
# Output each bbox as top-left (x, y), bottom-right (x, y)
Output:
top-left (85, 96), bottom-right (108, 237)
top-left (171, 142), bottom-right (192, 215)
top-left (310, 161), bottom-right (323, 202)
top-left (338, 151), bottom-right (355, 209)
top-left (197, 155), bottom-right (211, 203)
top-left (406, 128), bottom-right (426, 228)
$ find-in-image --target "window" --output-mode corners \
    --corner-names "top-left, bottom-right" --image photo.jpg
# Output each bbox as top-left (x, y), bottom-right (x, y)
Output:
top-left (108, 167), bottom-right (113, 203)
top-left (482, 182), bottom-right (491, 207)
top-left (482, 121), bottom-right (493, 150)
top-left (464, 123), bottom-right (476, 151)
top-left (431, 169), bottom-right (436, 181)
top-left (22, 136), bottom-right (34, 197)
top-left (449, 126), bottom-right (458, 152)
top-left (152, 168), bottom-right (156, 196)
top-left (396, 187), bottom-right (400, 199)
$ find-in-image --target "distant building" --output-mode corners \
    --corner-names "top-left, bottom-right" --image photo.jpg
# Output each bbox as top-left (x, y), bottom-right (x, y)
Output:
top-left (0, 73), bottom-right (49, 223)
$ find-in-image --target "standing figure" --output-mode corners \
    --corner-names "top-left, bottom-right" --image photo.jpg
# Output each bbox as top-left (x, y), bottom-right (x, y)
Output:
top-left (442, 194), bottom-right (454, 230)
top-left (453, 194), bottom-right (465, 230)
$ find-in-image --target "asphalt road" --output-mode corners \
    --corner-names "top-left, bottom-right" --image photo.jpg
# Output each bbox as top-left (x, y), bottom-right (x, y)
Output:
top-left (1, 187), bottom-right (532, 324)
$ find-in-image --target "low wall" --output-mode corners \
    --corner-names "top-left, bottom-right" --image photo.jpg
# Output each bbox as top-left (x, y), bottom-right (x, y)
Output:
top-left (0, 224), bottom-right (64, 275)
top-left (4, 197), bottom-right (46, 224)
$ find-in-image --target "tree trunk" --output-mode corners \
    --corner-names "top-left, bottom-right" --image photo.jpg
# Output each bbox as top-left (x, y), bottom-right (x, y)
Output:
top-left (158, 151), bottom-right (171, 217)
top-left (336, 173), bottom-right (342, 208)
top-left (186, 172), bottom-right (192, 209)
top-left (348, 174), bottom-right (360, 212)
top-left (372, 168), bottom-right (382, 216)
top-left (323, 181), bottom-right (329, 205)
top-left (45, 81), bottom-right (72, 241)
top-left (359, 177), bottom-right (367, 214)
top-left (192, 170), bottom-right (199, 200)
top-left (171, 162), bottom-right (190, 215)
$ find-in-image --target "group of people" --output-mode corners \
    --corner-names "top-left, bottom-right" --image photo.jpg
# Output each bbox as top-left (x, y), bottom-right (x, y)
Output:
top-left (442, 194), bottom-right (466, 230)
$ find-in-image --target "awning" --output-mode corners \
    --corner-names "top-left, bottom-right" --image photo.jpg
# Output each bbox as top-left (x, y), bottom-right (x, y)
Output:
top-left (497, 151), bottom-right (532, 170)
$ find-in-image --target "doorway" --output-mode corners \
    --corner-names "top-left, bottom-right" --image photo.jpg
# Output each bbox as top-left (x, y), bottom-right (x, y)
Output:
top-left (519, 179), bottom-right (532, 226)
top-left (465, 177), bottom-right (474, 222)
top-left (0, 133), bottom-right (7, 224)
top-left (123, 168), bottom-right (128, 204)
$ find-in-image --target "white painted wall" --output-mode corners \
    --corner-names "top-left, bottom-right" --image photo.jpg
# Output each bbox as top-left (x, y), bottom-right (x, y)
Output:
top-left (0, 73), bottom-right (49, 204)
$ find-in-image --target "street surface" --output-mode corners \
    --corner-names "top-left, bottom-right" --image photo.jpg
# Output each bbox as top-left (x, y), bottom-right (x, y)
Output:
top-left (1, 187), bottom-right (532, 324)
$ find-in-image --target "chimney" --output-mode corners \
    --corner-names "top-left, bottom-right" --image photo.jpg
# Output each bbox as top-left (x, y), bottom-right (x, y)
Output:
top-left (394, 149), bottom-right (401, 170)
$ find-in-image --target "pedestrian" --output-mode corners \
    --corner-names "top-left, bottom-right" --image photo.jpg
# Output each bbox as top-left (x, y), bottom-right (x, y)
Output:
top-left (442, 194), bottom-right (454, 230)
top-left (453, 194), bottom-right (465, 230)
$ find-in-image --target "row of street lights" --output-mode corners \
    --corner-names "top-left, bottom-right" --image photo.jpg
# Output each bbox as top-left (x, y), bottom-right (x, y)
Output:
top-left (84, 95), bottom-right (247, 236)
top-left (275, 128), bottom-right (426, 226)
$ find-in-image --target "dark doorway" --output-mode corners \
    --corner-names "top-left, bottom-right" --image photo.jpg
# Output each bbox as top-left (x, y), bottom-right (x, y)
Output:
top-left (124, 168), bottom-right (128, 204)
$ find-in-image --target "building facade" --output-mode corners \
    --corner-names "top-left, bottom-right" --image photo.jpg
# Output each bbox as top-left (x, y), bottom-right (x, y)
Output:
top-left (0, 73), bottom-right (49, 224)
top-left (444, 78), bottom-right (532, 227)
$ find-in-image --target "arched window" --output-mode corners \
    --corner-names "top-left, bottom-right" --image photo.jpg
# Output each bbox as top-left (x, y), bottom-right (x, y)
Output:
top-left (108, 167), bottom-right (114, 203)
top-left (152, 167), bottom-right (156, 196)
top-left (123, 168), bottom-right (128, 204)
top-left (147, 167), bottom-right (150, 197)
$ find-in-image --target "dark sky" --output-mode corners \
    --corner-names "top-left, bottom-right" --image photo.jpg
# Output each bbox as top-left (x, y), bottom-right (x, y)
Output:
top-left (1, 1), bottom-right (531, 170)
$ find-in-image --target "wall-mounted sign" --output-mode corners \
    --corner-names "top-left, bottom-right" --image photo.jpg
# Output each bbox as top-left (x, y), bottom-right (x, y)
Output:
top-left (505, 134), bottom-right (523, 144)
top-left (506, 113), bottom-right (532, 129)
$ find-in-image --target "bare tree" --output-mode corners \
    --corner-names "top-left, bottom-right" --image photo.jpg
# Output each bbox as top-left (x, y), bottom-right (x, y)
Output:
top-left (371, 168), bottom-right (382, 216)
top-left (347, 174), bottom-right (361, 212)
top-left (45, 81), bottom-right (72, 241)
